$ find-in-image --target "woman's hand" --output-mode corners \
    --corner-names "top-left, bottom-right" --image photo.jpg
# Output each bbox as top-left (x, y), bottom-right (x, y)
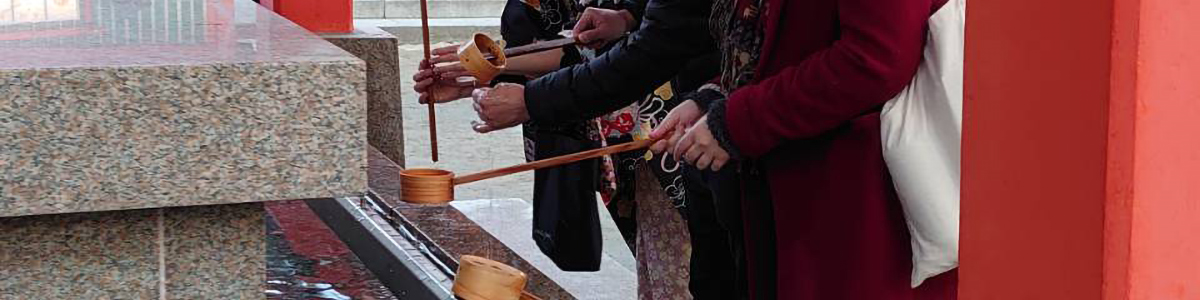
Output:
top-left (471, 83), bottom-right (530, 133)
top-left (649, 100), bottom-right (703, 154)
top-left (413, 44), bottom-right (477, 104)
top-left (672, 115), bottom-right (730, 171)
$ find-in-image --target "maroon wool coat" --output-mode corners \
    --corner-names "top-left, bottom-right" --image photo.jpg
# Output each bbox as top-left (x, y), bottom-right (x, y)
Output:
top-left (721, 0), bottom-right (959, 298)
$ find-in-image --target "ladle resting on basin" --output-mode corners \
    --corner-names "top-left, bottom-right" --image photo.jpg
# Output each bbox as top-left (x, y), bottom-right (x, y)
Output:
top-left (453, 255), bottom-right (542, 300)
top-left (399, 138), bottom-right (659, 204)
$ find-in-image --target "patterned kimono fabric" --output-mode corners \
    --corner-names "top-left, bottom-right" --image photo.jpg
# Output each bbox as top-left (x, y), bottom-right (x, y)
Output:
top-left (599, 84), bottom-right (694, 299)
top-left (582, 64), bottom-right (696, 299)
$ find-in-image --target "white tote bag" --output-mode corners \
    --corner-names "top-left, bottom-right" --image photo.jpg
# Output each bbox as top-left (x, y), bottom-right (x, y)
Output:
top-left (880, 0), bottom-right (965, 287)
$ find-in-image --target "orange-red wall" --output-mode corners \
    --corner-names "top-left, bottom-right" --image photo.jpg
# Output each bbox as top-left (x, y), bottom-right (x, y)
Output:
top-left (271, 0), bottom-right (353, 33)
top-left (1127, 0), bottom-right (1200, 297)
top-left (961, 0), bottom-right (1113, 297)
top-left (963, 0), bottom-right (1200, 298)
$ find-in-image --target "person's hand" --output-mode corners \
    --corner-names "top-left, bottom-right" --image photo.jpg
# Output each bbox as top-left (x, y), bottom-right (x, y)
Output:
top-left (413, 44), bottom-right (478, 103)
top-left (471, 83), bottom-right (530, 133)
top-left (572, 7), bottom-right (637, 49)
top-left (672, 115), bottom-right (730, 171)
top-left (650, 100), bottom-right (703, 154)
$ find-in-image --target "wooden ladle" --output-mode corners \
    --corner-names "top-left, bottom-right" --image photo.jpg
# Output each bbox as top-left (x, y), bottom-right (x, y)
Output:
top-left (456, 34), bottom-right (580, 83)
top-left (485, 36), bottom-right (579, 61)
top-left (400, 138), bottom-right (658, 204)
top-left (453, 255), bottom-right (542, 300)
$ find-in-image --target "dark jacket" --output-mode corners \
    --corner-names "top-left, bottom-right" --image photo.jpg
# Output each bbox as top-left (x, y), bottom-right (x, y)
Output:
top-left (498, 0), bottom-right (658, 273)
top-left (523, 0), bottom-right (717, 124)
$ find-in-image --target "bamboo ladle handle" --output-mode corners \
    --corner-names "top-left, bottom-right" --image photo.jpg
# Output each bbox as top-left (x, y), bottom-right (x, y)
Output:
top-left (520, 291), bottom-right (542, 300)
top-left (453, 138), bottom-right (660, 185)
top-left (418, 0), bottom-right (439, 161)
top-left (482, 37), bottom-right (579, 61)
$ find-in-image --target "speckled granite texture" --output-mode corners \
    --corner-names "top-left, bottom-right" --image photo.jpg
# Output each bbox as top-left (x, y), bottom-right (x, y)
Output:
top-left (0, 0), bottom-right (367, 217)
top-left (366, 146), bottom-right (575, 299)
top-left (322, 26), bottom-right (406, 167)
top-left (0, 208), bottom-right (160, 299)
top-left (0, 203), bottom-right (265, 299)
top-left (165, 203), bottom-right (265, 299)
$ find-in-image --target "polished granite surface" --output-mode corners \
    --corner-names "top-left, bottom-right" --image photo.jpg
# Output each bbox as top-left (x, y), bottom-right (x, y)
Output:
top-left (321, 26), bottom-right (406, 167)
top-left (0, 203), bottom-right (265, 299)
top-left (0, 0), bottom-right (367, 217)
top-left (0, 0), bottom-right (358, 69)
top-left (0, 200), bottom-right (399, 299)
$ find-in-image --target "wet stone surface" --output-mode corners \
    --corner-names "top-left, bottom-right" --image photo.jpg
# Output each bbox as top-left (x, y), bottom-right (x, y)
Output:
top-left (369, 146), bottom-right (576, 299)
top-left (265, 200), bottom-right (398, 300)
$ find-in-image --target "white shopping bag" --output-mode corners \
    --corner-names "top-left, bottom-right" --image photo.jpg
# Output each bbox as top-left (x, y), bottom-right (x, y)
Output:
top-left (880, 0), bottom-right (965, 287)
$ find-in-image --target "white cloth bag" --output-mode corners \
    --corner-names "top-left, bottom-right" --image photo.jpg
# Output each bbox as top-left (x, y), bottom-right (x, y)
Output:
top-left (880, 0), bottom-right (965, 288)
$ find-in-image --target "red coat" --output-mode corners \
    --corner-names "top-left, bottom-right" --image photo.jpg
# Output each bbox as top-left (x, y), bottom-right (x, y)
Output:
top-left (723, 0), bottom-right (959, 298)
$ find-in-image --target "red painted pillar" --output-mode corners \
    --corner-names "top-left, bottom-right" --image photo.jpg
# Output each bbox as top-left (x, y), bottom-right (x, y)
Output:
top-left (961, 0), bottom-right (1200, 298)
top-left (269, 0), bottom-right (353, 33)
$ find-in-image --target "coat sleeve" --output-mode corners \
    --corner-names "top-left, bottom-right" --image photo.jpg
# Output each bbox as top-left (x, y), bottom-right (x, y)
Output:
top-left (523, 0), bottom-right (715, 125)
top-left (614, 0), bottom-right (648, 28)
top-left (722, 0), bottom-right (932, 157)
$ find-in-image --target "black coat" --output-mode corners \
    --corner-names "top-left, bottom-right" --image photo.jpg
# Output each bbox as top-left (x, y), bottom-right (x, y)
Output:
top-left (501, 0), bottom-right (720, 273)
top-left (524, 0), bottom-right (717, 125)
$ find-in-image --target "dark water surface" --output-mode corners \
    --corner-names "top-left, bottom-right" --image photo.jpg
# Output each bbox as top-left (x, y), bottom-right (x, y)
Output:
top-left (265, 200), bottom-right (399, 300)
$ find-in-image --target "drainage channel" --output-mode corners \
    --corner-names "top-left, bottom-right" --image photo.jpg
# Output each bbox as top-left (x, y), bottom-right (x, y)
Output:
top-left (306, 193), bottom-right (458, 300)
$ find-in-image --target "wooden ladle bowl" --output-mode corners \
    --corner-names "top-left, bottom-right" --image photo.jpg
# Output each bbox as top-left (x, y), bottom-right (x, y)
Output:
top-left (455, 33), bottom-right (580, 84)
top-left (453, 255), bottom-right (528, 300)
top-left (399, 138), bottom-right (659, 204)
top-left (399, 168), bottom-right (456, 204)
top-left (458, 33), bottom-right (507, 83)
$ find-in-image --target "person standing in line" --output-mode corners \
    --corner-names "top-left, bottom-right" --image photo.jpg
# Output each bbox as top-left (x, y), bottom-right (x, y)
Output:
top-left (413, 1), bottom-right (741, 298)
top-left (648, 0), bottom-right (961, 298)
